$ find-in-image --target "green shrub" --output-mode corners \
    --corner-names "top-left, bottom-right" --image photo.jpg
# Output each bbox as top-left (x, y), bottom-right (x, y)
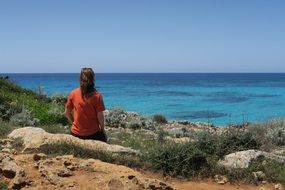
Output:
top-left (157, 130), bottom-right (168, 142)
top-left (248, 119), bottom-right (285, 151)
top-left (0, 78), bottom-right (68, 125)
top-left (246, 159), bottom-right (285, 185)
top-left (217, 131), bottom-right (261, 158)
top-left (10, 107), bottom-right (39, 126)
top-left (266, 120), bottom-right (285, 146)
top-left (0, 120), bottom-right (18, 137)
top-left (152, 114), bottom-right (167, 124)
top-left (147, 142), bottom-right (214, 177)
top-left (51, 93), bottom-right (67, 104)
top-left (0, 181), bottom-right (8, 190)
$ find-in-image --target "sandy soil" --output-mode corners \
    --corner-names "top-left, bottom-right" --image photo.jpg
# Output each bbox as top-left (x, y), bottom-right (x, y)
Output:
top-left (0, 154), bottom-right (274, 190)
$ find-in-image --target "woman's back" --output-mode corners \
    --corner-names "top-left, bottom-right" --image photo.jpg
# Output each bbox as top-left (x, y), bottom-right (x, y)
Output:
top-left (66, 87), bottom-right (105, 136)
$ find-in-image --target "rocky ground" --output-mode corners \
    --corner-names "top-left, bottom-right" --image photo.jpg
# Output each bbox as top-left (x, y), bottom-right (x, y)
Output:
top-left (1, 131), bottom-right (284, 190)
top-left (0, 151), bottom-right (280, 190)
top-left (1, 78), bottom-right (285, 189)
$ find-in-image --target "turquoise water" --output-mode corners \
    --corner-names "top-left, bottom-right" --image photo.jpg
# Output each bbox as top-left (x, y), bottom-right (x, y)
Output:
top-left (3, 73), bottom-right (285, 125)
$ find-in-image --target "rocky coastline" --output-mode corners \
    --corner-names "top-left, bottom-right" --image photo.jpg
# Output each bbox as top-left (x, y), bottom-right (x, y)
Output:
top-left (1, 77), bottom-right (285, 189)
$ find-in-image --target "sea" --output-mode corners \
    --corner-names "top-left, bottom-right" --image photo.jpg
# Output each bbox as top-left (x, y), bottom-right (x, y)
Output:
top-left (2, 73), bottom-right (285, 126)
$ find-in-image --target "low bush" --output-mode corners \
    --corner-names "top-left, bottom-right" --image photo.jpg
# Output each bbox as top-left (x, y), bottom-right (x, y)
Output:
top-left (248, 119), bottom-right (285, 151)
top-left (0, 120), bottom-right (18, 137)
top-left (248, 158), bottom-right (285, 184)
top-left (0, 78), bottom-right (68, 125)
top-left (147, 142), bottom-right (211, 177)
top-left (152, 114), bottom-right (167, 124)
top-left (145, 130), bottom-right (263, 179)
top-left (217, 130), bottom-right (261, 157)
top-left (10, 107), bottom-right (39, 126)
top-left (0, 181), bottom-right (8, 190)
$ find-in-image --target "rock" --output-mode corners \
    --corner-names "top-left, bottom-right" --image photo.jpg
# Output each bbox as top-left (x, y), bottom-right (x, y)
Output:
top-left (8, 127), bottom-right (139, 155)
top-left (0, 139), bottom-right (13, 149)
top-left (1, 148), bottom-right (11, 154)
top-left (259, 188), bottom-right (270, 190)
top-left (112, 175), bottom-right (174, 190)
top-left (214, 175), bottom-right (228, 184)
top-left (253, 171), bottom-right (266, 181)
top-left (218, 150), bottom-right (285, 169)
top-left (105, 108), bottom-right (156, 130)
top-left (143, 178), bottom-right (174, 190)
top-left (275, 183), bottom-right (285, 190)
top-left (159, 121), bottom-right (224, 139)
top-left (68, 182), bottom-right (76, 187)
top-left (0, 153), bottom-right (29, 189)
top-left (38, 158), bottom-right (74, 185)
top-left (108, 178), bottom-right (124, 190)
top-left (272, 147), bottom-right (285, 156)
top-left (33, 153), bottom-right (47, 161)
top-left (1, 156), bottom-right (24, 179)
top-left (165, 136), bottom-right (191, 143)
top-left (11, 170), bottom-right (29, 189)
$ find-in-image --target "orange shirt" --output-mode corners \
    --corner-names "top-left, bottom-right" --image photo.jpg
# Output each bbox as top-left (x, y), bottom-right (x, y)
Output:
top-left (65, 88), bottom-right (105, 136)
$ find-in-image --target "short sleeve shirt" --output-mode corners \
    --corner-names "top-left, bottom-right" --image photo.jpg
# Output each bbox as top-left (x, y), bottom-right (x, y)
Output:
top-left (65, 88), bottom-right (105, 136)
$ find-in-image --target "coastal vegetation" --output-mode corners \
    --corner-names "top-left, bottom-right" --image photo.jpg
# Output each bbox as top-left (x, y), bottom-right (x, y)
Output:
top-left (0, 77), bottom-right (68, 125)
top-left (0, 77), bottom-right (285, 186)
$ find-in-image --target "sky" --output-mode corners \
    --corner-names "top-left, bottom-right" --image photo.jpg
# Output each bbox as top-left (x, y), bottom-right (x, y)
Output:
top-left (0, 0), bottom-right (284, 73)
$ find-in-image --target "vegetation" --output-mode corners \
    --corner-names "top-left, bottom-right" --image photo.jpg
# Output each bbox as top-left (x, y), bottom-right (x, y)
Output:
top-left (0, 78), bottom-right (68, 125)
top-left (152, 114), bottom-right (168, 124)
top-left (1, 77), bottom-right (285, 185)
top-left (0, 181), bottom-right (8, 190)
top-left (0, 120), bottom-right (18, 137)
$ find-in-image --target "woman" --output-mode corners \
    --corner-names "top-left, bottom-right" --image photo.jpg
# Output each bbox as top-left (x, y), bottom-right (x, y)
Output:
top-left (65, 68), bottom-right (107, 142)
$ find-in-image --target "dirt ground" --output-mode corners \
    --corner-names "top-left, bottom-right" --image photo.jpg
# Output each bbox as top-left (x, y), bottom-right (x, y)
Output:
top-left (0, 154), bottom-right (275, 190)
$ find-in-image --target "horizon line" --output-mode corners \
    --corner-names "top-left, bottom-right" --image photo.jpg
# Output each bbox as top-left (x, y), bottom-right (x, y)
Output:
top-left (1, 72), bottom-right (285, 74)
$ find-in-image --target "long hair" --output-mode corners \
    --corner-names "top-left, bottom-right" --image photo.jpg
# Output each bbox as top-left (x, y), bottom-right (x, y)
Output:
top-left (80, 68), bottom-right (95, 97)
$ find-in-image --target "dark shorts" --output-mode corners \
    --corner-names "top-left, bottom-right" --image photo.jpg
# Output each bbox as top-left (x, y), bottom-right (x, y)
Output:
top-left (71, 130), bottom-right (107, 142)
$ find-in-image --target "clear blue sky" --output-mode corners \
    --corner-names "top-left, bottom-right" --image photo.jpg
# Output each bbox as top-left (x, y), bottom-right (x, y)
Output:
top-left (0, 0), bottom-right (284, 73)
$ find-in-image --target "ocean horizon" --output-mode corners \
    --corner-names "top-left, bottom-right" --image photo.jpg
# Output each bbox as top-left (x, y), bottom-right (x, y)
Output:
top-left (2, 73), bottom-right (285, 126)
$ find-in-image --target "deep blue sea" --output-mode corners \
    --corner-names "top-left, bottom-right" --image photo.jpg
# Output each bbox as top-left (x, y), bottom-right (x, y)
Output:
top-left (2, 73), bottom-right (285, 125)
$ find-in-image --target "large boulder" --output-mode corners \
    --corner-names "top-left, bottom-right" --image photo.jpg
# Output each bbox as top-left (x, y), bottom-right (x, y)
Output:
top-left (218, 149), bottom-right (285, 169)
top-left (8, 127), bottom-right (139, 155)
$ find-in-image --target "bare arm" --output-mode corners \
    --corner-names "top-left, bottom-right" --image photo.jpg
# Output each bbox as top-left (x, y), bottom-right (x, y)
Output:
top-left (64, 109), bottom-right (74, 124)
top-left (97, 111), bottom-right (105, 131)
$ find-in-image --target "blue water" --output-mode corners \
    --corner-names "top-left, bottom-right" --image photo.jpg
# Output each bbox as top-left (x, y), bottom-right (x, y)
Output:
top-left (2, 73), bottom-right (285, 125)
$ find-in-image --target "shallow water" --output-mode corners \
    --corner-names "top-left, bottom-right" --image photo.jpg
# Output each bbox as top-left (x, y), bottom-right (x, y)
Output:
top-left (3, 73), bottom-right (285, 125)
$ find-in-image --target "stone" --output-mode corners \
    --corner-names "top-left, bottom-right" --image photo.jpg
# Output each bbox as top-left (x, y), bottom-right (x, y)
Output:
top-left (141, 178), bottom-right (174, 190)
top-left (1, 148), bottom-right (11, 154)
top-left (258, 188), bottom-right (270, 190)
top-left (253, 171), bottom-right (266, 181)
top-left (275, 183), bottom-right (285, 190)
top-left (11, 173), bottom-right (29, 189)
top-left (1, 157), bottom-right (23, 179)
top-left (33, 153), bottom-right (47, 161)
top-left (0, 153), bottom-right (28, 189)
top-left (38, 158), bottom-right (74, 185)
top-left (214, 175), bottom-right (228, 185)
top-left (218, 150), bottom-right (285, 169)
top-left (108, 178), bottom-right (124, 190)
top-left (8, 127), bottom-right (139, 155)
